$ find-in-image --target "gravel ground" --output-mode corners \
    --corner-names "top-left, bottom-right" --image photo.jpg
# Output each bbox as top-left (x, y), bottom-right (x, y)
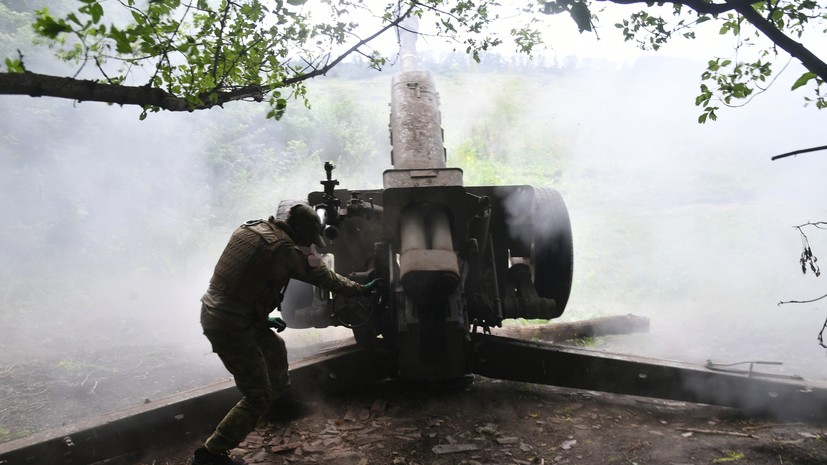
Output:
top-left (144, 377), bottom-right (827, 465)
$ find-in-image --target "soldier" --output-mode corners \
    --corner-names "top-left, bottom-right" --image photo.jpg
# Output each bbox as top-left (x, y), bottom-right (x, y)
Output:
top-left (191, 203), bottom-right (379, 465)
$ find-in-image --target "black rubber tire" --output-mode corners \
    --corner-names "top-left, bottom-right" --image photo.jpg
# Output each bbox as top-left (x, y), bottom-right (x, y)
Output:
top-left (532, 186), bottom-right (574, 317)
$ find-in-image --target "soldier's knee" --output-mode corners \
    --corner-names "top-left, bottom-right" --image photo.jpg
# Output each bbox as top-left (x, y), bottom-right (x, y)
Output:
top-left (242, 387), bottom-right (274, 411)
top-left (258, 328), bottom-right (287, 359)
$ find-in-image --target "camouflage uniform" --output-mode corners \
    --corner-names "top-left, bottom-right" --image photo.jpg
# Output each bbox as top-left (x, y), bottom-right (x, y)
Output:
top-left (200, 218), bottom-right (362, 454)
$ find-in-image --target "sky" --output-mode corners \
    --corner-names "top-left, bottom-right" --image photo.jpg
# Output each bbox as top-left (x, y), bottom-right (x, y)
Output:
top-left (304, 1), bottom-right (778, 64)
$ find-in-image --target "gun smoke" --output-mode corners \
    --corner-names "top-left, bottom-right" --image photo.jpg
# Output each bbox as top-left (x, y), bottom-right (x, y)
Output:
top-left (1, 51), bottom-right (827, 441)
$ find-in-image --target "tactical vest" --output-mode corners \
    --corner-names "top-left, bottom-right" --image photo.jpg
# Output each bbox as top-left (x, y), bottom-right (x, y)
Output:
top-left (209, 220), bottom-right (292, 314)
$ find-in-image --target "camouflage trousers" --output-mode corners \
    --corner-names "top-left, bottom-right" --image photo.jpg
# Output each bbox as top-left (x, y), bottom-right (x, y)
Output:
top-left (202, 322), bottom-right (289, 453)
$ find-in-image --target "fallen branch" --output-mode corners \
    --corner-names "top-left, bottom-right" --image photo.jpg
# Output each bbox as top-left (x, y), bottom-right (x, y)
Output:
top-left (270, 441), bottom-right (302, 454)
top-left (741, 422), bottom-right (804, 431)
top-left (496, 314), bottom-right (650, 342)
top-left (676, 427), bottom-right (758, 439)
top-left (432, 443), bottom-right (480, 455)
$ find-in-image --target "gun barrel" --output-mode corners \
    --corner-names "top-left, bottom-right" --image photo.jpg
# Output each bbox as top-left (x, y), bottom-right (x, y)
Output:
top-left (389, 72), bottom-right (444, 170)
top-left (389, 16), bottom-right (446, 171)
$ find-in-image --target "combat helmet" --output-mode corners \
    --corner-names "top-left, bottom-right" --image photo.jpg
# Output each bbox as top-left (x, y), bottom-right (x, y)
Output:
top-left (286, 203), bottom-right (326, 247)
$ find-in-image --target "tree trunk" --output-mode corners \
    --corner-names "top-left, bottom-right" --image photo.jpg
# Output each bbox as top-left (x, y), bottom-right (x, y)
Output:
top-left (495, 314), bottom-right (650, 342)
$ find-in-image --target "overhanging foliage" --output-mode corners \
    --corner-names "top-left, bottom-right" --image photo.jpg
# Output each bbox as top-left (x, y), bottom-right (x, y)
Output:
top-left (0, 0), bottom-right (826, 121)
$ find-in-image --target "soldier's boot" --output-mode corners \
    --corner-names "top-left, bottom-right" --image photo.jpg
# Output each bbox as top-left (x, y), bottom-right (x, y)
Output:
top-left (189, 446), bottom-right (246, 465)
top-left (266, 391), bottom-right (312, 423)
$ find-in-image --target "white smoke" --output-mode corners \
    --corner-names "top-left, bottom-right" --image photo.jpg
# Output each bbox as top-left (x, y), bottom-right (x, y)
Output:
top-left (3, 42), bottom-right (827, 442)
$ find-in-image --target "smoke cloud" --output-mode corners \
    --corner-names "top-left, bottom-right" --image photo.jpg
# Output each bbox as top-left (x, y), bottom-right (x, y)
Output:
top-left (0, 94), bottom-right (370, 437)
top-left (2, 49), bottom-right (827, 441)
top-left (436, 56), bottom-right (827, 382)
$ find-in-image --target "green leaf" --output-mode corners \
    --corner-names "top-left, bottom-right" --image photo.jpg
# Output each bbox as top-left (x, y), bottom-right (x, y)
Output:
top-left (791, 72), bottom-right (817, 90)
top-left (66, 13), bottom-right (82, 26)
top-left (4, 58), bottom-right (25, 73)
top-left (90, 2), bottom-right (104, 24)
top-left (109, 27), bottom-right (133, 54)
top-left (34, 13), bottom-right (73, 39)
top-left (569, 2), bottom-right (592, 33)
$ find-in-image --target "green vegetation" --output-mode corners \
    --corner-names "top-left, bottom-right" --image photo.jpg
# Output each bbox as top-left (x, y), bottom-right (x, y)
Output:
top-left (0, 424), bottom-right (31, 443)
top-left (714, 451), bottom-right (745, 462)
top-left (1, 1), bottom-right (826, 119)
top-left (575, 336), bottom-right (597, 347)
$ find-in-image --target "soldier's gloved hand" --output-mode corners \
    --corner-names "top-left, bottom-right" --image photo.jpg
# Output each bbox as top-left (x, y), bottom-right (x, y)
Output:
top-left (361, 278), bottom-right (385, 295)
top-left (267, 316), bottom-right (287, 332)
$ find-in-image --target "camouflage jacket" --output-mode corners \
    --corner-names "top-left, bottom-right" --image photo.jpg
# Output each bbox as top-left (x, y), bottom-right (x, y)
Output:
top-left (201, 219), bottom-right (362, 330)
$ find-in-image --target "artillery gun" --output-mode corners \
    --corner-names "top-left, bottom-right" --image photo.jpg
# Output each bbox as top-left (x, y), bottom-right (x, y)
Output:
top-left (5, 16), bottom-right (827, 465)
top-left (278, 19), bottom-right (573, 382)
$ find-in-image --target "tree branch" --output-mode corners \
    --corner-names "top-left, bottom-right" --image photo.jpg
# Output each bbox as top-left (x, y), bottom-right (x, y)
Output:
top-left (0, 4), bottom-right (416, 112)
top-left (771, 144), bottom-right (827, 160)
top-left (594, 0), bottom-right (759, 16)
top-left (280, 3), bottom-right (416, 86)
top-left (597, 0), bottom-right (827, 83)
top-left (0, 70), bottom-right (281, 110)
top-left (0, 71), bottom-right (196, 110)
top-left (778, 293), bottom-right (827, 305)
top-left (725, 0), bottom-right (827, 84)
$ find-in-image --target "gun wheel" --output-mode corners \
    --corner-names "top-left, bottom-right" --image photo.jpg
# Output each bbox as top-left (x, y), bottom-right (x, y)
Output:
top-left (531, 186), bottom-right (574, 317)
top-left (331, 295), bottom-right (374, 329)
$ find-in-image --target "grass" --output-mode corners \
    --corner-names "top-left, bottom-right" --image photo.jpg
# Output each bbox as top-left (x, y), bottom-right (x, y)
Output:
top-left (0, 424), bottom-right (31, 443)
top-left (713, 451), bottom-right (745, 462)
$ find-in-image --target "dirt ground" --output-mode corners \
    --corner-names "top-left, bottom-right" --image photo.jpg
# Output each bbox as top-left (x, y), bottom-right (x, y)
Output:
top-left (2, 331), bottom-right (826, 465)
top-left (0, 343), bottom-right (230, 443)
top-left (145, 376), bottom-right (827, 465)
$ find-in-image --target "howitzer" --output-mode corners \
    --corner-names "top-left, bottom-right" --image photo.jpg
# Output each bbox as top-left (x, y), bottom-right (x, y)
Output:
top-left (5, 24), bottom-right (827, 465)
top-left (273, 24), bottom-right (827, 418)
top-left (279, 18), bottom-right (574, 382)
